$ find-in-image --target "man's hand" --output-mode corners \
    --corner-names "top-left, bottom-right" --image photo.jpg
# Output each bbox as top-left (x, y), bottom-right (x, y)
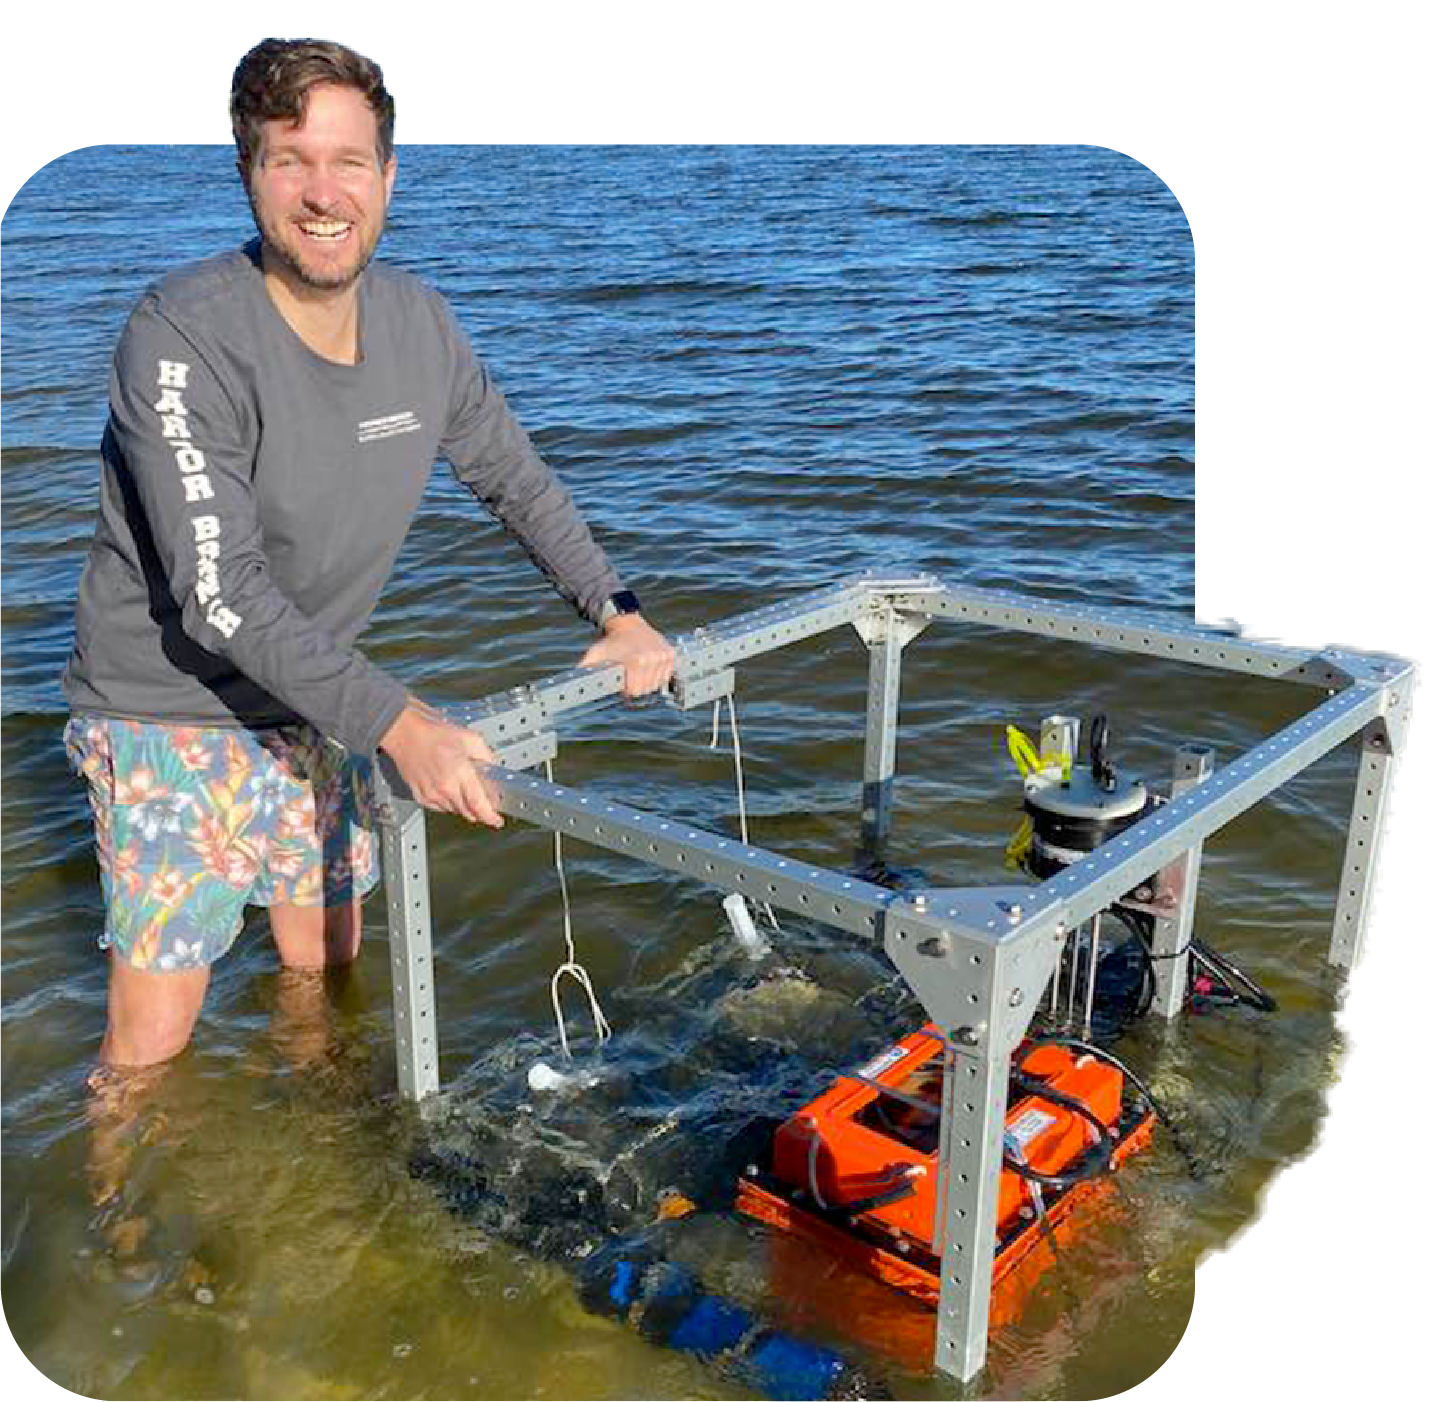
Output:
top-left (378, 700), bottom-right (504, 827)
top-left (578, 613), bottom-right (677, 697)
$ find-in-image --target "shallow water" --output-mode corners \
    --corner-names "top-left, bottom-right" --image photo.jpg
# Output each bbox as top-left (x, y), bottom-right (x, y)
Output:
top-left (0, 145), bottom-right (1365, 1399)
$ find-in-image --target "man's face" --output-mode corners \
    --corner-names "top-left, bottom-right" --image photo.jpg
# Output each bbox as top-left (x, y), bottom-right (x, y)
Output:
top-left (245, 82), bottom-right (396, 294)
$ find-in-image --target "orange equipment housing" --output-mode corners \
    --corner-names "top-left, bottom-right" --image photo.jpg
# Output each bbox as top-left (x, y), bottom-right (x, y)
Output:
top-left (736, 1023), bottom-right (1154, 1336)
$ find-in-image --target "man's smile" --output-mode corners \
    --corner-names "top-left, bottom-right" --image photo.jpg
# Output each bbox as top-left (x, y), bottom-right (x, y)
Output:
top-left (298, 219), bottom-right (353, 242)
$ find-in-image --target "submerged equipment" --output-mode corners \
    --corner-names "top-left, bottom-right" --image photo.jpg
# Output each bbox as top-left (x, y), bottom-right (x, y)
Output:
top-left (733, 709), bottom-right (1269, 1343)
top-left (409, 955), bottom-right (894, 1400)
top-left (580, 1244), bottom-right (871, 1400)
top-left (737, 1023), bottom-right (1160, 1360)
top-left (737, 1023), bottom-right (1155, 1346)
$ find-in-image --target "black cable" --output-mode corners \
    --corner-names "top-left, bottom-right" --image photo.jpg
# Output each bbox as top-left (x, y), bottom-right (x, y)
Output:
top-left (1190, 939), bottom-right (1278, 1013)
top-left (1118, 904), bottom-right (1277, 1016)
top-left (1016, 771), bottom-right (1278, 1026)
top-left (825, 1171), bottom-right (922, 1219)
top-left (1002, 1069), bottom-right (1116, 1190)
top-left (1026, 1034), bottom-right (1206, 1180)
top-left (1116, 906), bottom-right (1158, 1022)
top-left (1088, 713), bottom-right (1117, 792)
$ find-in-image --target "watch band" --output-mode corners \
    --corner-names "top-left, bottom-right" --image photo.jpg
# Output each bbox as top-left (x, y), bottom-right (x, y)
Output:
top-left (597, 589), bottom-right (642, 626)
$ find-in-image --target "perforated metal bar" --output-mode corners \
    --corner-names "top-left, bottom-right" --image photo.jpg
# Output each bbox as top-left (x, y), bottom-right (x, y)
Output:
top-left (666, 578), bottom-right (877, 673)
top-left (379, 798), bottom-right (439, 1102)
top-left (485, 766), bottom-right (899, 941)
top-left (1330, 720), bottom-right (1396, 968)
top-left (429, 581), bottom-right (876, 755)
top-left (884, 583), bottom-right (1404, 687)
top-left (1006, 684), bottom-right (1387, 936)
top-left (854, 601), bottom-right (931, 853)
top-left (1149, 743), bottom-right (1216, 1017)
top-left (860, 622), bottom-right (905, 851)
top-left (432, 574), bottom-right (1407, 745)
top-left (932, 1039), bottom-right (1010, 1380)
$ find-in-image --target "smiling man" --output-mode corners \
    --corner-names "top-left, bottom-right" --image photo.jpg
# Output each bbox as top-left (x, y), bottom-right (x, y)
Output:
top-left (62, 38), bottom-right (674, 1070)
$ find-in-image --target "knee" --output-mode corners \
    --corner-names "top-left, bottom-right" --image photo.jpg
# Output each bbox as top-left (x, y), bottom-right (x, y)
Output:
top-left (271, 900), bottom-right (362, 968)
top-left (102, 959), bottom-right (209, 1068)
top-left (101, 1012), bottom-right (197, 1068)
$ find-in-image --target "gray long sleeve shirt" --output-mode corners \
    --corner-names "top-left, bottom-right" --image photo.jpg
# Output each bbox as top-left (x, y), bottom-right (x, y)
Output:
top-left (63, 242), bottom-right (621, 755)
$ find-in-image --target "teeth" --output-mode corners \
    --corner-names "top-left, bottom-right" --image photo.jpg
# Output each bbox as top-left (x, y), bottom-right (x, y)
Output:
top-left (300, 220), bottom-right (351, 238)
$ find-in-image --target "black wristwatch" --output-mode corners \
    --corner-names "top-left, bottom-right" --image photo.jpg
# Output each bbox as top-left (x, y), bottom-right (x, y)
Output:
top-left (597, 589), bottom-right (642, 627)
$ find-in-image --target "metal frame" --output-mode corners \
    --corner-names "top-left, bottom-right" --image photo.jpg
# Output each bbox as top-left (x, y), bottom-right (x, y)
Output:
top-left (372, 572), bottom-right (1413, 1383)
top-left (1147, 743), bottom-right (1215, 1017)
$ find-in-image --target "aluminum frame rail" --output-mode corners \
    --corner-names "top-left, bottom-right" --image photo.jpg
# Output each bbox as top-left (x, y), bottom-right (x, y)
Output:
top-left (372, 572), bottom-right (1413, 1383)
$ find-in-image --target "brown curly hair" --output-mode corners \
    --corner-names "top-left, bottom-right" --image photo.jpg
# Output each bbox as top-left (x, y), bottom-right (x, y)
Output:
top-left (230, 38), bottom-right (395, 170)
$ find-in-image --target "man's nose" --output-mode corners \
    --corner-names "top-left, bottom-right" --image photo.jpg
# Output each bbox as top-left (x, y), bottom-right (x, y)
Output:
top-left (300, 165), bottom-right (344, 210)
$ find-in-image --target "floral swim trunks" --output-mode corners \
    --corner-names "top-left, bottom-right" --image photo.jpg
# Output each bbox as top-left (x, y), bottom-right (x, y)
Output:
top-left (64, 715), bottom-right (380, 972)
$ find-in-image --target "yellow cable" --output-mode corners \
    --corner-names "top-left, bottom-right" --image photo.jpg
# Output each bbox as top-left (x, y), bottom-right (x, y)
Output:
top-left (1005, 725), bottom-right (1043, 778)
top-left (1004, 815), bottom-right (1034, 870)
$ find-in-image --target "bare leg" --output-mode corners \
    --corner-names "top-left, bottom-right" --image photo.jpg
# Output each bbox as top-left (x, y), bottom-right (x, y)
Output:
top-left (86, 1061), bottom-right (171, 1216)
top-left (268, 897), bottom-right (362, 969)
top-left (88, 954), bottom-right (210, 1286)
top-left (99, 951), bottom-right (211, 1068)
top-left (266, 899), bottom-right (364, 1072)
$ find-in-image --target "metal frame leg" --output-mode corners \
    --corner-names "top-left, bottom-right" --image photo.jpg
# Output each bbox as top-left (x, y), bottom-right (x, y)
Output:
top-left (855, 605), bottom-right (927, 853)
top-left (379, 797), bottom-right (440, 1102)
top-left (1149, 743), bottom-right (1215, 1018)
top-left (860, 631), bottom-right (904, 852)
top-left (885, 890), bottom-right (1060, 1385)
top-left (933, 1038), bottom-right (1012, 1381)
top-left (1330, 719), bottom-right (1396, 968)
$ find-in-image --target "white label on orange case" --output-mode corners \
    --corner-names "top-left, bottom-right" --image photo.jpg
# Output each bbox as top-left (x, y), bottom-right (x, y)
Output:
top-left (859, 1044), bottom-right (912, 1081)
top-left (1006, 1106), bottom-right (1057, 1151)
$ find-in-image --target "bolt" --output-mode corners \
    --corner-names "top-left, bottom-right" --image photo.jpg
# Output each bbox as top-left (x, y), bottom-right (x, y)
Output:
top-left (912, 893), bottom-right (929, 912)
top-left (917, 934), bottom-right (949, 959)
top-left (1009, 989), bottom-right (1024, 1008)
top-left (952, 1025), bottom-right (980, 1047)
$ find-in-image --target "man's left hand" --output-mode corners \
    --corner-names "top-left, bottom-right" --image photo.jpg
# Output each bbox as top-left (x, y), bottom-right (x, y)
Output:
top-left (578, 613), bottom-right (677, 698)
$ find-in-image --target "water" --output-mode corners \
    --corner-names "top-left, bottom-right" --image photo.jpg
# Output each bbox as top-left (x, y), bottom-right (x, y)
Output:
top-left (1, 145), bottom-right (1355, 1398)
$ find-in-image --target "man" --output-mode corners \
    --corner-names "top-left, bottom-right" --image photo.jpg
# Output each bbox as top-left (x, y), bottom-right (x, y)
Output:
top-left (63, 37), bottom-right (675, 1073)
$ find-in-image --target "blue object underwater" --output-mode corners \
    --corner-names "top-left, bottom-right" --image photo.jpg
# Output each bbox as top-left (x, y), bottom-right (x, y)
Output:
top-left (579, 1245), bottom-right (869, 1400)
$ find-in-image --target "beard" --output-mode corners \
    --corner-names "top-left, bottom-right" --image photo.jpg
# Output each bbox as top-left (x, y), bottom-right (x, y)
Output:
top-left (254, 204), bottom-right (386, 294)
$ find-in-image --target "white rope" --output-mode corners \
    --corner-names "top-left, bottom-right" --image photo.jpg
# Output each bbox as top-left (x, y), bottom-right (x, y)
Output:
top-left (710, 697), bottom-right (781, 933)
top-left (545, 760), bottom-right (612, 1059)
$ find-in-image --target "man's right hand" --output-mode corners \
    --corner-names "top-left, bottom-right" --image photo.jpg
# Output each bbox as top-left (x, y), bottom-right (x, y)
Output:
top-left (378, 701), bottom-right (505, 827)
